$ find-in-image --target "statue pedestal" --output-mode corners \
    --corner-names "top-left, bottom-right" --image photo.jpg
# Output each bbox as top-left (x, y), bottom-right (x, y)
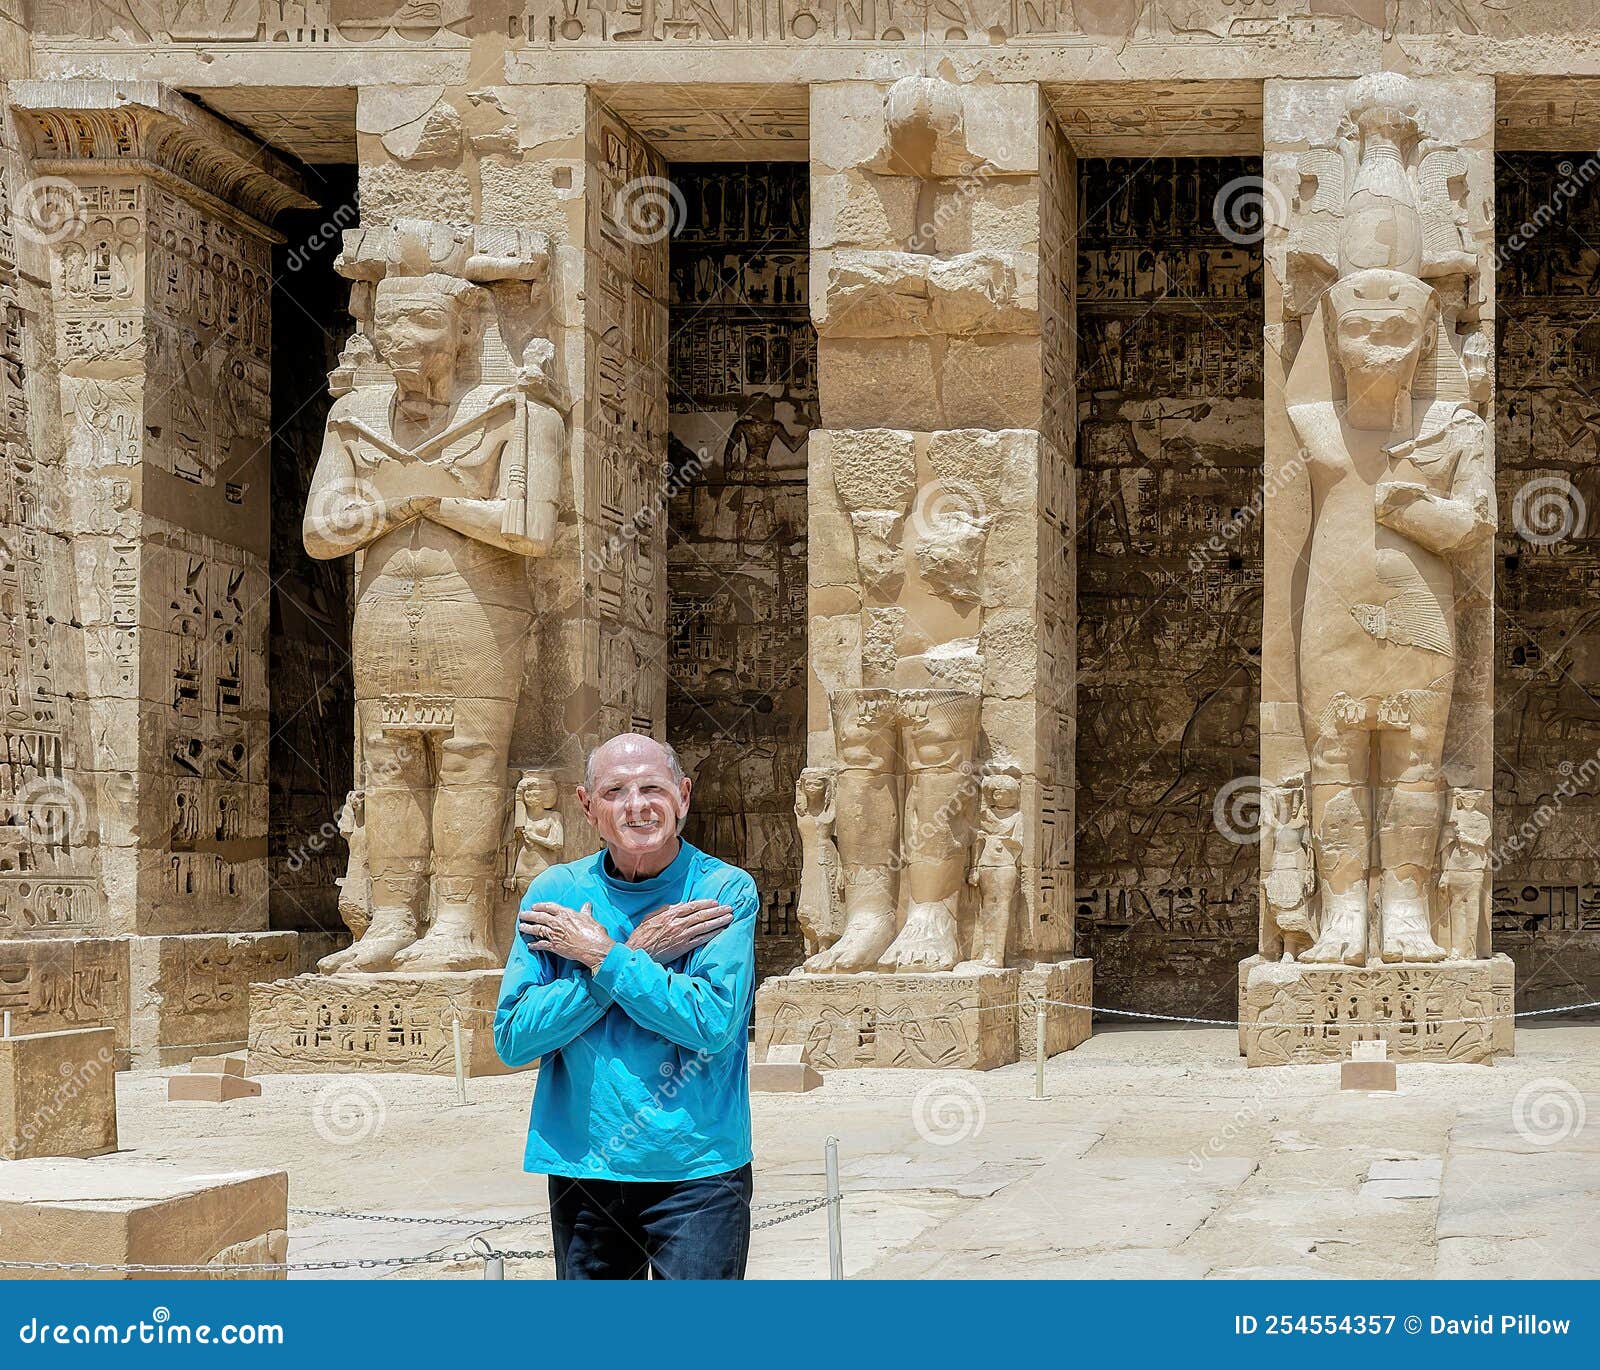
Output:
top-left (754, 959), bottom-right (1092, 1071)
top-left (1238, 954), bottom-right (1515, 1067)
top-left (247, 971), bottom-right (528, 1077)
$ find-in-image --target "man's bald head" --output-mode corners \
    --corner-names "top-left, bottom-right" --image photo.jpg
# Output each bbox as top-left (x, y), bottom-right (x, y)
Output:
top-left (583, 733), bottom-right (686, 791)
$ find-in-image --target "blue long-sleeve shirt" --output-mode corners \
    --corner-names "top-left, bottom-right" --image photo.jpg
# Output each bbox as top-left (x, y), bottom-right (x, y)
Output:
top-left (493, 840), bottom-right (758, 1182)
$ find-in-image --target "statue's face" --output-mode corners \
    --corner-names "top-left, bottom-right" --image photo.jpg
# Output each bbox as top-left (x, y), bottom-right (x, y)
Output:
top-left (373, 286), bottom-right (458, 398)
top-left (523, 777), bottom-right (556, 807)
top-left (1332, 302), bottom-right (1427, 388)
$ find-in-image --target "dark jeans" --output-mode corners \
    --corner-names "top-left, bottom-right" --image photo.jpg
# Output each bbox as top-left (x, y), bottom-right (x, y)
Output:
top-left (548, 1163), bottom-right (753, 1280)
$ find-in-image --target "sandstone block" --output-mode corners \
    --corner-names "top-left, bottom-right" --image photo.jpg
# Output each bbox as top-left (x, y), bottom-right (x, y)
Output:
top-left (0, 1027), bottom-right (117, 1161)
top-left (168, 1073), bottom-right (261, 1103)
top-left (0, 1158), bottom-right (287, 1280)
top-left (755, 968), bottom-right (1020, 1070)
top-left (1342, 1060), bottom-right (1398, 1091)
top-left (249, 971), bottom-right (530, 1076)
top-left (1242, 957), bottom-right (1514, 1066)
top-left (1017, 959), bottom-right (1093, 1059)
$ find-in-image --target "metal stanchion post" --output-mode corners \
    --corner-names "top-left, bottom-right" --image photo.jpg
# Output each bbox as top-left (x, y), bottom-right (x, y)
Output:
top-left (824, 1135), bottom-right (844, 1280)
top-left (484, 1254), bottom-right (505, 1280)
top-left (1032, 1004), bottom-right (1047, 1101)
top-left (452, 1013), bottom-right (467, 1106)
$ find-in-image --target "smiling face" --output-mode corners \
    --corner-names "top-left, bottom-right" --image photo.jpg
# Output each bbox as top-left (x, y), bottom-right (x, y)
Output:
top-left (578, 735), bottom-right (692, 874)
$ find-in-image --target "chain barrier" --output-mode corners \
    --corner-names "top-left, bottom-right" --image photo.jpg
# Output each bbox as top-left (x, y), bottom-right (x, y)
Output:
top-left (1, 1178), bottom-right (844, 1277)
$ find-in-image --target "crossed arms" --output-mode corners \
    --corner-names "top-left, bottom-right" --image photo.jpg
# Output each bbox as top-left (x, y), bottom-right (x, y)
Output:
top-left (493, 884), bottom-right (757, 1066)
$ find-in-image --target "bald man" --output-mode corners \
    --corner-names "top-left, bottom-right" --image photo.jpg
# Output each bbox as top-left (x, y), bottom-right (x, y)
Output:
top-left (493, 733), bottom-right (759, 1280)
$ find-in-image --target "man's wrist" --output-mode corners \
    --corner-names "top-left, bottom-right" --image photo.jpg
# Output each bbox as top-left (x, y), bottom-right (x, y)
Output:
top-left (580, 936), bottom-right (616, 972)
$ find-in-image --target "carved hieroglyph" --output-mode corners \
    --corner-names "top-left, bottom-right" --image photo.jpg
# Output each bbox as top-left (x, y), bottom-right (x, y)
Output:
top-left (304, 219), bottom-right (565, 974)
top-left (1251, 74), bottom-right (1511, 1061)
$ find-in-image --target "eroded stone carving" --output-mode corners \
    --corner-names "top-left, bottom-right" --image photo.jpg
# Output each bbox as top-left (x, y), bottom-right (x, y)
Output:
top-left (505, 769), bottom-right (563, 899)
top-left (1261, 774), bottom-right (1316, 960)
top-left (1282, 73), bottom-right (1495, 969)
top-left (304, 219), bottom-right (563, 974)
top-left (969, 767), bottom-right (1023, 969)
top-left (793, 766), bottom-right (843, 959)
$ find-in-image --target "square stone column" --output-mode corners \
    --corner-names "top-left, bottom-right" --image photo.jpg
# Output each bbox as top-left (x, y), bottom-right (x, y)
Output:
top-left (246, 83), bottom-right (670, 1069)
top-left (756, 77), bottom-right (1088, 1069)
top-left (0, 81), bottom-right (308, 1062)
top-left (1246, 75), bottom-right (1512, 1065)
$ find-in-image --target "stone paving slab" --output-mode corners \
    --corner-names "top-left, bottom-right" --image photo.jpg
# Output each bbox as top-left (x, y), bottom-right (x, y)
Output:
top-left (94, 1024), bottom-right (1600, 1279)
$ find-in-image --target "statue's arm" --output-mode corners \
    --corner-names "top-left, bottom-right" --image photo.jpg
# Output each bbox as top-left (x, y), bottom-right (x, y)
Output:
top-left (302, 416), bottom-right (396, 560)
top-left (1375, 417), bottom-right (1495, 556)
top-left (427, 402), bottom-right (563, 558)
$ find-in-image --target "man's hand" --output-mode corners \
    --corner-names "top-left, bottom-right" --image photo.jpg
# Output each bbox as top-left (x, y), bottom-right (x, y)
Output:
top-left (520, 900), bottom-right (614, 971)
top-left (626, 898), bottom-right (734, 964)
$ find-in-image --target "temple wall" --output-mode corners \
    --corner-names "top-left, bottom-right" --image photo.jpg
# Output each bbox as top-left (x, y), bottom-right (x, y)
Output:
top-left (665, 163), bottom-right (816, 979)
top-left (1493, 150), bottom-right (1600, 1006)
top-left (1072, 156), bottom-right (1264, 1020)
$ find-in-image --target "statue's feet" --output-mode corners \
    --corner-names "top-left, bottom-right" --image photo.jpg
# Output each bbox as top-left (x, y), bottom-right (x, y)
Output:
top-left (877, 901), bottom-right (958, 973)
top-left (318, 922), bottom-right (417, 974)
top-left (393, 925), bottom-right (500, 973)
top-left (803, 911), bottom-right (895, 972)
top-left (1380, 902), bottom-right (1446, 963)
top-left (1301, 901), bottom-right (1367, 966)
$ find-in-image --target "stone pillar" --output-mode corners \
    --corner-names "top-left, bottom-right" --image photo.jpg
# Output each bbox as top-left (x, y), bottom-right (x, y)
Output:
top-left (248, 83), bottom-right (670, 1071)
top-left (754, 77), bottom-right (1089, 1070)
top-left (1244, 75), bottom-right (1513, 1066)
top-left (0, 81), bottom-right (307, 1063)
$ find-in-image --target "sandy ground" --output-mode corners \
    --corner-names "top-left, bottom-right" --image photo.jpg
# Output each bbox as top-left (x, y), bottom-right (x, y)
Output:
top-left (108, 1022), bottom-right (1600, 1279)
